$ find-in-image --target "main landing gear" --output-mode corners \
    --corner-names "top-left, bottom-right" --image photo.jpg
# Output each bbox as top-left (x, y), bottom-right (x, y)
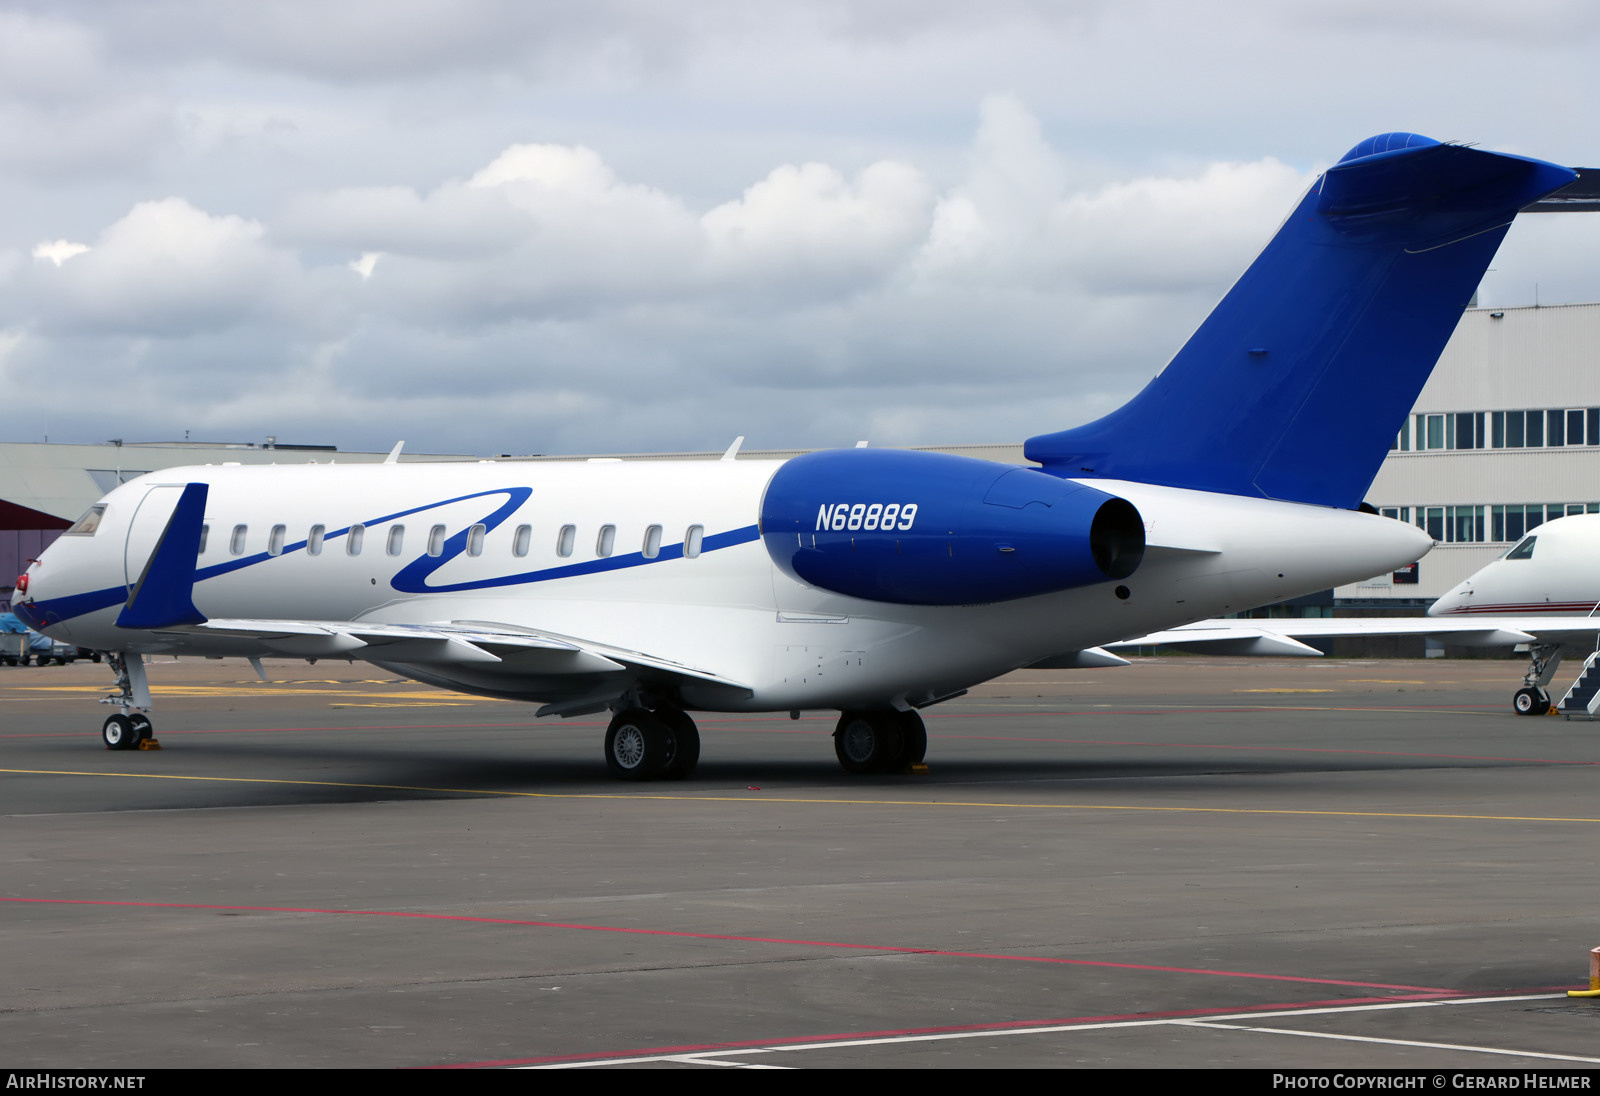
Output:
top-left (1513, 643), bottom-right (1562, 717)
top-left (100, 652), bottom-right (157, 750)
top-left (833, 709), bottom-right (927, 774)
top-left (604, 707), bottom-right (700, 781)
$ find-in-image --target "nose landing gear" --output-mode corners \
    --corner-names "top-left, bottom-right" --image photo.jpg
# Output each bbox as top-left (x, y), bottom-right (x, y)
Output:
top-left (1513, 644), bottom-right (1561, 717)
top-left (100, 653), bottom-right (158, 749)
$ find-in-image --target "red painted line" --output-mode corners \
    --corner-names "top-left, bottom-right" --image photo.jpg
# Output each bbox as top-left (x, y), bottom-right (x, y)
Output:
top-left (935, 734), bottom-right (1600, 767)
top-left (427, 991), bottom-right (1469, 1068)
top-left (0, 896), bottom-right (1452, 994)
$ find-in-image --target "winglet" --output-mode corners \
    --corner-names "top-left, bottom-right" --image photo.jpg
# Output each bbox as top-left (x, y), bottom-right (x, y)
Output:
top-left (116, 482), bottom-right (209, 630)
top-left (384, 441), bottom-right (405, 464)
top-left (720, 436), bottom-right (745, 461)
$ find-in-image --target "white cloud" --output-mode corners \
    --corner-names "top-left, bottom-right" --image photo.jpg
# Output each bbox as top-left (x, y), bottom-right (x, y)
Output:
top-left (31, 240), bottom-right (90, 267)
top-left (2, 19), bottom-right (1596, 462)
top-left (703, 160), bottom-right (935, 292)
top-left (24, 198), bottom-right (312, 335)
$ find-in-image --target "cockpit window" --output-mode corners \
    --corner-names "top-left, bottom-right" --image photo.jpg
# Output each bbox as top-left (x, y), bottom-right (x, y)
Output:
top-left (1505, 536), bottom-right (1537, 560)
top-left (62, 505), bottom-right (106, 536)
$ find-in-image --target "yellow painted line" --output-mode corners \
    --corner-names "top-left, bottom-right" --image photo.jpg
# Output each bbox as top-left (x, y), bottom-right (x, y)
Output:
top-left (2, 768), bottom-right (1597, 824)
top-left (7, 686), bottom-right (461, 700)
top-left (1235, 689), bottom-right (1335, 694)
top-left (329, 702), bottom-right (476, 708)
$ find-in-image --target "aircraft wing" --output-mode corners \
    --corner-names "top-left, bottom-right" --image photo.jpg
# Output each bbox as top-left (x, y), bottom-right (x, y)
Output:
top-left (157, 617), bottom-right (751, 690)
top-left (1106, 615), bottom-right (1600, 657)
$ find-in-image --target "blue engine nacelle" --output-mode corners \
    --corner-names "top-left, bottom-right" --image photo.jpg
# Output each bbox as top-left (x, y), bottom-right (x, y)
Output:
top-left (759, 449), bottom-right (1144, 605)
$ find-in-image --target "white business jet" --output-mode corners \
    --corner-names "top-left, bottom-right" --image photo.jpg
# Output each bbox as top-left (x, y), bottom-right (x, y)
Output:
top-left (11, 133), bottom-right (1580, 778)
top-left (1118, 513), bottom-right (1600, 717)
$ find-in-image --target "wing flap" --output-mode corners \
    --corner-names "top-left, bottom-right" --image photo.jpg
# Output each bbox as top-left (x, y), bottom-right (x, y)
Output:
top-left (1105, 616), bottom-right (1575, 655)
top-left (162, 616), bottom-right (745, 688)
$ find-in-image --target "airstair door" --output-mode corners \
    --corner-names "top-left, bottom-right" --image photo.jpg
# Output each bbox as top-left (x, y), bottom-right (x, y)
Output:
top-left (123, 484), bottom-right (190, 591)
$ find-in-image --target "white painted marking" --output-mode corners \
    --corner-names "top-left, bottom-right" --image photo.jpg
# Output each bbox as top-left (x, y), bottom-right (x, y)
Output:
top-left (518, 993), bottom-right (1575, 1068)
top-left (1181, 1019), bottom-right (1600, 1064)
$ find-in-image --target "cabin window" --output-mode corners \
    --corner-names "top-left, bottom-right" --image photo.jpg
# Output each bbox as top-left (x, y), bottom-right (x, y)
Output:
top-left (387, 525), bottom-right (405, 556)
top-left (308, 525), bottom-right (325, 555)
top-left (347, 524), bottom-right (364, 555)
top-left (1506, 536), bottom-right (1537, 560)
top-left (197, 524), bottom-right (209, 554)
top-left (63, 505), bottom-right (106, 537)
top-left (513, 524), bottom-right (531, 558)
top-left (427, 524), bottom-right (446, 557)
top-left (467, 524), bottom-right (485, 557)
top-left (685, 525), bottom-right (703, 559)
top-left (642, 524), bottom-right (662, 559)
top-left (596, 525), bottom-right (615, 557)
top-left (557, 525), bottom-right (575, 558)
top-left (230, 525), bottom-right (248, 555)
top-left (268, 525), bottom-right (286, 556)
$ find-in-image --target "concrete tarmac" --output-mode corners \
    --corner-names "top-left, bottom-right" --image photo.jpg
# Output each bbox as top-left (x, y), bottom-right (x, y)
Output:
top-left (2, 654), bottom-right (1599, 1069)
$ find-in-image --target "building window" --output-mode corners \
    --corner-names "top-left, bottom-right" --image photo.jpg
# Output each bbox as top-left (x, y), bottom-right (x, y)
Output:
top-left (1392, 419), bottom-right (1409, 452)
top-left (1424, 414), bottom-right (1444, 450)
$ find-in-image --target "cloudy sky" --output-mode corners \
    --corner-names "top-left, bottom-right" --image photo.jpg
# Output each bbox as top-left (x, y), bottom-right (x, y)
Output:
top-left (3, 1), bottom-right (1599, 456)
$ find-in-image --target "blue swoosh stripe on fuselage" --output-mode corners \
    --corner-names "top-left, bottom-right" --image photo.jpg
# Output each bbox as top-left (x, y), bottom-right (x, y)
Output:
top-left (21, 514), bottom-right (762, 627)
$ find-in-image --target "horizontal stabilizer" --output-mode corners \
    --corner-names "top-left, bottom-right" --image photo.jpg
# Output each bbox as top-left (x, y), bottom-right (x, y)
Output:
top-left (1522, 168), bottom-right (1600, 212)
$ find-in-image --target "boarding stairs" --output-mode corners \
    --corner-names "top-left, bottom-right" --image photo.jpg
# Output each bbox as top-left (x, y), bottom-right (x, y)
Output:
top-left (1558, 652), bottom-right (1600, 719)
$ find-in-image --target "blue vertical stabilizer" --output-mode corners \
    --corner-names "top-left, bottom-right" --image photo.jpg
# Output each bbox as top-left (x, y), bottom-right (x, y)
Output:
top-left (1024, 134), bottom-right (1577, 508)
